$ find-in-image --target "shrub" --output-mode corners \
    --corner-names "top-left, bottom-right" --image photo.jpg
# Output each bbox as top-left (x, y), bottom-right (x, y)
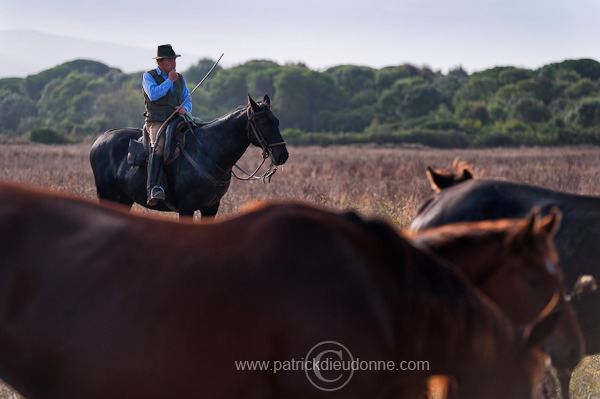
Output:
top-left (403, 129), bottom-right (469, 148)
top-left (420, 119), bottom-right (461, 131)
top-left (29, 128), bottom-right (71, 144)
top-left (472, 132), bottom-right (516, 147)
top-left (512, 97), bottom-right (551, 123)
top-left (570, 99), bottom-right (600, 128)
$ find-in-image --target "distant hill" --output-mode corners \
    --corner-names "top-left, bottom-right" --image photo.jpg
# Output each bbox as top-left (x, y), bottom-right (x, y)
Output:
top-left (0, 29), bottom-right (201, 78)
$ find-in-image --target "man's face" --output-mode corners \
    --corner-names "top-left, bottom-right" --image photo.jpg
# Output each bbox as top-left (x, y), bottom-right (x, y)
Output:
top-left (158, 58), bottom-right (177, 73)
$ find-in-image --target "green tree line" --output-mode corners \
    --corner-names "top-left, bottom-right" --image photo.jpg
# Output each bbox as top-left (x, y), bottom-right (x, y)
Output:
top-left (2, 57), bottom-right (600, 147)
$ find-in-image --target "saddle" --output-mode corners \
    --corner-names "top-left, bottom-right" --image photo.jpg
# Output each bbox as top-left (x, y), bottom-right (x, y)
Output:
top-left (127, 117), bottom-right (201, 166)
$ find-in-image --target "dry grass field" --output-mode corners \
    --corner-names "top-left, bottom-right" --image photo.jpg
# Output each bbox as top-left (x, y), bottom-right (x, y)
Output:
top-left (0, 142), bottom-right (599, 398)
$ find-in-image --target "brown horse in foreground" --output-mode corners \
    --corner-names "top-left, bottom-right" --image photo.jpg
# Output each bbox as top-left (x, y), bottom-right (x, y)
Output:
top-left (410, 164), bottom-right (599, 398)
top-left (409, 209), bottom-right (584, 398)
top-left (0, 181), bottom-right (564, 399)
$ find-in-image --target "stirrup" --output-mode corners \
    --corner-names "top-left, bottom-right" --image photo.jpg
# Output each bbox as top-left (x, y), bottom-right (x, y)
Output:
top-left (147, 185), bottom-right (165, 205)
top-left (150, 185), bottom-right (166, 200)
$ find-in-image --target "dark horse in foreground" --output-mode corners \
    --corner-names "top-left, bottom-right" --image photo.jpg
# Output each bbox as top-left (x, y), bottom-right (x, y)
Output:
top-left (90, 94), bottom-right (289, 218)
top-left (411, 165), bottom-right (600, 398)
top-left (0, 181), bottom-right (565, 399)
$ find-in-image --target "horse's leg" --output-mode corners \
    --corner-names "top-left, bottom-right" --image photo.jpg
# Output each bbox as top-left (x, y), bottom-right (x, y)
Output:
top-left (97, 195), bottom-right (134, 210)
top-left (122, 201), bottom-right (135, 213)
top-left (178, 209), bottom-right (196, 221)
top-left (557, 369), bottom-right (572, 399)
top-left (199, 203), bottom-right (220, 221)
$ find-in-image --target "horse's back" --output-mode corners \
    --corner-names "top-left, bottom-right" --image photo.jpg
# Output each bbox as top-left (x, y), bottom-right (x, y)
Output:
top-left (411, 174), bottom-right (600, 302)
top-left (0, 188), bottom-right (411, 397)
top-left (412, 178), bottom-right (564, 230)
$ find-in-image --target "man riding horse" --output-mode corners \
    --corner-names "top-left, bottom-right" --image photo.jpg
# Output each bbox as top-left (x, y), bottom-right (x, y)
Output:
top-left (142, 44), bottom-right (192, 206)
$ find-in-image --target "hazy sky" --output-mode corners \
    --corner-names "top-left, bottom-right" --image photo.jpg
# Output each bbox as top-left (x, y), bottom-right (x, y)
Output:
top-left (2, 0), bottom-right (600, 73)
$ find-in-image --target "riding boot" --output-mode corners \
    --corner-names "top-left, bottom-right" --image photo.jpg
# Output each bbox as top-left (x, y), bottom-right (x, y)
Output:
top-left (146, 148), bottom-right (166, 206)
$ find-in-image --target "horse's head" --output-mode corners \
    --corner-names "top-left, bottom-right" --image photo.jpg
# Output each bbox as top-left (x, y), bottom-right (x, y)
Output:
top-left (411, 163), bottom-right (476, 225)
top-left (247, 94), bottom-right (289, 166)
top-left (411, 207), bottom-right (565, 322)
top-left (411, 207), bottom-right (585, 379)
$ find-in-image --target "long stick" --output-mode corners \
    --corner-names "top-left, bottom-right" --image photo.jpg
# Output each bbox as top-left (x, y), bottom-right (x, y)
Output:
top-left (180, 52), bottom-right (224, 108)
top-left (156, 53), bottom-right (224, 137)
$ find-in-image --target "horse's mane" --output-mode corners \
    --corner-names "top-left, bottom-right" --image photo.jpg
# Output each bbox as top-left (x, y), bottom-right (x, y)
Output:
top-left (357, 216), bottom-right (516, 364)
top-left (237, 202), bottom-right (514, 363)
top-left (409, 219), bottom-right (519, 258)
top-left (200, 104), bottom-right (248, 127)
top-left (411, 214), bottom-right (559, 258)
top-left (201, 100), bottom-right (272, 128)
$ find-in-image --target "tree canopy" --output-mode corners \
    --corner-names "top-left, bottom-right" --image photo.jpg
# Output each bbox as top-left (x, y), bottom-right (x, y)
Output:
top-left (2, 57), bottom-right (600, 147)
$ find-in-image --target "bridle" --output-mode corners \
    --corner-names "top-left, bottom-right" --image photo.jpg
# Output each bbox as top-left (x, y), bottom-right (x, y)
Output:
top-left (232, 106), bottom-right (286, 182)
top-left (182, 105), bottom-right (286, 184)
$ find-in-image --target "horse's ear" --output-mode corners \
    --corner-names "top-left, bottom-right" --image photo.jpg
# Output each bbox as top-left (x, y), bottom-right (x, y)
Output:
top-left (538, 206), bottom-right (562, 240)
top-left (248, 94), bottom-right (260, 112)
top-left (426, 166), bottom-right (461, 192)
top-left (510, 207), bottom-right (540, 244)
top-left (426, 167), bottom-right (445, 192)
top-left (461, 168), bottom-right (473, 181)
top-left (263, 94), bottom-right (271, 105)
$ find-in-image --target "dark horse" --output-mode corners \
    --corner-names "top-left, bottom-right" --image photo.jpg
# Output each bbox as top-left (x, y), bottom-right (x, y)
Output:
top-left (90, 94), bottom-right (289, 218)
top-left (0, 180), bottom-right (564, 399)
top-left (411, 165), bottom-right (599, 399)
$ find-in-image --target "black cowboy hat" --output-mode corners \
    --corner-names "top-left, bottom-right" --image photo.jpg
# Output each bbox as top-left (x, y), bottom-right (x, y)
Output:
top-left (153, 44), bottom-right (181, 60)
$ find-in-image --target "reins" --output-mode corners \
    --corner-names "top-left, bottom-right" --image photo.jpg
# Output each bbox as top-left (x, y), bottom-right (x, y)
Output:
top-left (180, 105), bottom-right (285, 184)
top-left (521, 288), bottom-right (561, 348)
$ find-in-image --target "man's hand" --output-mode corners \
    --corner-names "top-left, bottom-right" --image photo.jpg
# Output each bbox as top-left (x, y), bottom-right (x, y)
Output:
top-left (168, 69), bottom-right (179, 82)
top-left (175, 106), bottom-right (187, 115)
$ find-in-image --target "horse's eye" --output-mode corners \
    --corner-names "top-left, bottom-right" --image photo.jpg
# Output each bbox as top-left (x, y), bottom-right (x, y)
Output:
top-left (545, 259), bottom-right (557, 275)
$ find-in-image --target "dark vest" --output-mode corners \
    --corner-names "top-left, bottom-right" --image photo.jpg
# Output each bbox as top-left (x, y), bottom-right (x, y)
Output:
top-left (143, 69), bottom-right (184, 122)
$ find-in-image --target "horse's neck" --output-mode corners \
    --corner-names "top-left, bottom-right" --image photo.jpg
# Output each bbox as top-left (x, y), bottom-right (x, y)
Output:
top-left (194, 108), bottom-right (249, 168)
top-left (393, 260), bottom-right (510, 374)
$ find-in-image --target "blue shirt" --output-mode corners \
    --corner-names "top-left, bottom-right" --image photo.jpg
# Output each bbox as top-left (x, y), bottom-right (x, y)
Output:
top-left (142, 67), bottom-right (192, 113)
